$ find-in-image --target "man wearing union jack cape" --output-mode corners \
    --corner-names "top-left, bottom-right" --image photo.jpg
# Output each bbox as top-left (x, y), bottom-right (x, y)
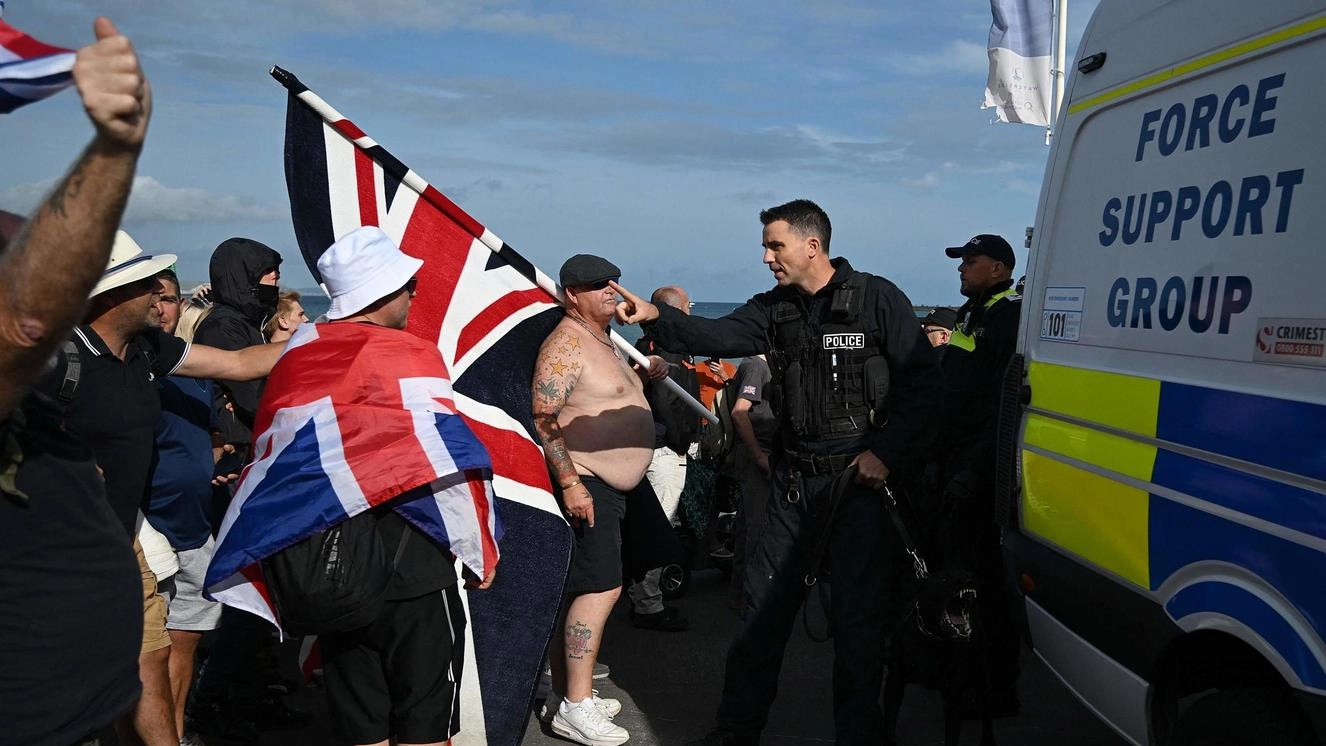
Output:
top-left (206, 226), bottom-right (500, 746)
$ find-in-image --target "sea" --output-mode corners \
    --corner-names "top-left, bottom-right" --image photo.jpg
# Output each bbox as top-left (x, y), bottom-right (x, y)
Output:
top-left (297, 295), bottom-right (929, 346)
top-left (296, 293), bottom-right (742, 347)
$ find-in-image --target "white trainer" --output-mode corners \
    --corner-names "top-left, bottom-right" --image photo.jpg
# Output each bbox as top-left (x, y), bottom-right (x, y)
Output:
top-left (541, 690), bottom-right (623, 721)
top-left (550, 697), bottom-right (630, 745)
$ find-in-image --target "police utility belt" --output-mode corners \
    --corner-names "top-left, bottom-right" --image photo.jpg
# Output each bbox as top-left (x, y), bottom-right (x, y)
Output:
top-left (783, 449), bottom-right (854, 476)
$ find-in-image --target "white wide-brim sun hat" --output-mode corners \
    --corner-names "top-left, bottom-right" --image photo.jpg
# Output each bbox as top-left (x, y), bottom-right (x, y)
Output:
top-left (318, 226), bottom-right (424, 320)
top-left (90, 230), bottom-right (178, 297)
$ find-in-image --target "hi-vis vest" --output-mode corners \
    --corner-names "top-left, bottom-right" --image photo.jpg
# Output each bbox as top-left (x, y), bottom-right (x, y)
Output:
top-left (767, 272), bottom-right (890, 441)
top-left (950, 288), bottom-right (1020, 353)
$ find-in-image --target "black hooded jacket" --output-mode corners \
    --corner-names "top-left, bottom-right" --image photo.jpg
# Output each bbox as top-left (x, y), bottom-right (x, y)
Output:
top-left (194, 237), bottom-right (282, 449)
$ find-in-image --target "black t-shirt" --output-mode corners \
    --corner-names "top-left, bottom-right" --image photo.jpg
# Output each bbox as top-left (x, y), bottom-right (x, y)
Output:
top-left (34, 326), bottom-right (190, 535)
top-left (376, 508), bottom-right (458, 601)
top-left (734, 356), bottom-right (777, 447)
top-left (0, 391), bottom-right (142, 745)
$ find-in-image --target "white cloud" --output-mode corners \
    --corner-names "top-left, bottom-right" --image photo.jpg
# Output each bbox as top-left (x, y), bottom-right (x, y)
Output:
top-left (892, 39), bottom-right (990, 77)
top-left (902, 160), bottom-right (959, 189)
top-left (126, 177), bottom-right (284, 222)
top-left (0, 177), bottom-right (282, 223)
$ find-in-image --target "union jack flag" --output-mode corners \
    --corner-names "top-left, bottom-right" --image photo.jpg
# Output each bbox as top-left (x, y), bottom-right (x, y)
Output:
top-left (272, 66), bottom-right (573, 746)
top-left (204, 323), bottom-right (499, 625)
top-left (0, 16), bottom-right (74, 114)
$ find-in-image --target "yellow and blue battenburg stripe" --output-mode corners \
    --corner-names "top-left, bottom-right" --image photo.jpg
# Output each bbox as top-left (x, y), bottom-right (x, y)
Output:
top-left (1021, 361), bottom-right (1326, 690)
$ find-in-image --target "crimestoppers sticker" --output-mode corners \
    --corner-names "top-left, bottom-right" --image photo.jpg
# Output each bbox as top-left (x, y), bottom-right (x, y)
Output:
top-left (1253, 318), bottom-right (1326, 367)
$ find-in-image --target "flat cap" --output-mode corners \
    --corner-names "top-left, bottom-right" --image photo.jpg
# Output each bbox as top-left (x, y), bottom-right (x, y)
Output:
top-left (559, 253), bottom-right (621, 288)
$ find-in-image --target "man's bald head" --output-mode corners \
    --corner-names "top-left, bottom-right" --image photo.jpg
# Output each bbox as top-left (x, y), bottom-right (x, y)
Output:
top-left (651, 285), bottom-right (690, 315)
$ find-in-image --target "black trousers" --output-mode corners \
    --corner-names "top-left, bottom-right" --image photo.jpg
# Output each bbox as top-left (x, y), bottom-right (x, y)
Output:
top-left (714, 463), bottom-right (903, 745)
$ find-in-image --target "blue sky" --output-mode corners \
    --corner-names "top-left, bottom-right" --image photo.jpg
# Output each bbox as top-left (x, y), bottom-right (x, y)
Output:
top-left (2, 0), bottom-right (1097, 305)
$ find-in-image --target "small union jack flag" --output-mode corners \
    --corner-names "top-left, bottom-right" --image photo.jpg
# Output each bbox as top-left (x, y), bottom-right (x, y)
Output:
top-left (0, 16), bottom-right (74, 114)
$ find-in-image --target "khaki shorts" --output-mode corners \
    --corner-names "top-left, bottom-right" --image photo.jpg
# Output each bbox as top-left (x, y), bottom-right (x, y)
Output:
top-left (134, 538), bottom-right (172, 654)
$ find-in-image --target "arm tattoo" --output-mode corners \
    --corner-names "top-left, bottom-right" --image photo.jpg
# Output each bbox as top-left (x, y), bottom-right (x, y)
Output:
top-left (44, 171), bottom-right (85, 219)
top-left (533, 330), bottom-right (584, 485)
top-left (535, 416), bottom-right (578, 486)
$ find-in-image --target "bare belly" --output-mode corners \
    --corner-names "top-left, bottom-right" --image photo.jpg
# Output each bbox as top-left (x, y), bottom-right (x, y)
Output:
top-left (563, 404), bottom-right (655, 492)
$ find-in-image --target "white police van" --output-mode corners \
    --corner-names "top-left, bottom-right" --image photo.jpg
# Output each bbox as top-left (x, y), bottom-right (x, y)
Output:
top-left (1003, 1), bottom-right (1326, 744)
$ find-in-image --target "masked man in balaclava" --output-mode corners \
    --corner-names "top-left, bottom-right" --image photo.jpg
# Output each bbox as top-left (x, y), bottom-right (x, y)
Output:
top-left (194, 237), bottom-right (283, 470)
top-left (189, 237), bottom-right (309, 738)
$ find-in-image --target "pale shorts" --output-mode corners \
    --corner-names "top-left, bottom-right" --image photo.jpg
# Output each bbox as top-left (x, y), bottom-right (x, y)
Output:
top-left (134, 538), bottom-right (172, 654)
top-left (160, 536), bottom-right (222, 632)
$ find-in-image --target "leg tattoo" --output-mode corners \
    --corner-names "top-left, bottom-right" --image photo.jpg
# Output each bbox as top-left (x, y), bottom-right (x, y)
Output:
top-left (567, 621), bottom-right (593, 660)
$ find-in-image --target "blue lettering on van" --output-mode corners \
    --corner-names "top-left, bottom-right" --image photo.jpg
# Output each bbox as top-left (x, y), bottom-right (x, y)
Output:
top-left (1107, 276), bottom-right (1251, 334)
top-left (1098, 169), bottom-right (1303, 246)
top-left (1135, 74), bottom-right (1285, 162)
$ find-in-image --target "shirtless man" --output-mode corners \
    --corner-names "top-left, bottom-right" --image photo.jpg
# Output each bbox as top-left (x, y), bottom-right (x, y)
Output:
top-left (533, 254), bottom-right (663, 746)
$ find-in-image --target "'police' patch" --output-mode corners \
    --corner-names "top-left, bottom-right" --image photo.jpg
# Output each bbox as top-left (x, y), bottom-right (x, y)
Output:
top-left (822, 333), bottom-right (865, 350)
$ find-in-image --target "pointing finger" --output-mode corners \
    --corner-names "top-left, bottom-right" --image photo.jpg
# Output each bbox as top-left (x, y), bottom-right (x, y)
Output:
top-left (607, 280), bottom-right (633, 300)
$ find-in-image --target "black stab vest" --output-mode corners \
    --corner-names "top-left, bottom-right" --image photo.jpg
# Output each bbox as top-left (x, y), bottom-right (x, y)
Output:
top-left (767, 271), bottom-right (890, 443)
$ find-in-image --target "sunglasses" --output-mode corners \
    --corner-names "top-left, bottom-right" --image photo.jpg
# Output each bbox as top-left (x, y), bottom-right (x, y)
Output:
top-left (404, 277), bottom-right (419, 296)
top-left (574, 279), bottom-right (614, 291)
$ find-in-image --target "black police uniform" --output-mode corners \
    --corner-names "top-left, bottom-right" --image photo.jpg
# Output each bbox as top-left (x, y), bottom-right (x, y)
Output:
top-left (933, 278), bottom-right (1022, 704)
top-left (647, 258), bottom-right (941, 744)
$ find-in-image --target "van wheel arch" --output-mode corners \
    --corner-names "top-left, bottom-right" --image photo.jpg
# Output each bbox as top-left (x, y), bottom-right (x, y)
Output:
top-left (1150, 630), bottom-right (1316, 745)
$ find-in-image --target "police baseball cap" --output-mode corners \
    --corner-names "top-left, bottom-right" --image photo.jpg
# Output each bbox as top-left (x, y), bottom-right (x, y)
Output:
top-left (945, 234), bottom-right (1016, 270)
top-left (559, 254), bottom-right (621, 288)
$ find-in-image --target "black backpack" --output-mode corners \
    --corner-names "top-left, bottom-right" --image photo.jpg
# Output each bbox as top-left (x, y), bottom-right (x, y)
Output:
top-left (698, 374), bottom-right (739, 469)
top-left (261, 511), bottom-right (410, 637)
top-left (639, 340), bottom-right (702, 455)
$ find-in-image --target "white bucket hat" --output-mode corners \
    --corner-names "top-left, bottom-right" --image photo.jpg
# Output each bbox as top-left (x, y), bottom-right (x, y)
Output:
top-left (91, 230), bottom-right (178, 297)
top-left (318, 226), bottom-right (423, 320)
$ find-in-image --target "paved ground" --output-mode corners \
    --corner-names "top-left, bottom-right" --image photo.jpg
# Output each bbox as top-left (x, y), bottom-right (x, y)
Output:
top-left (520, 569), bottom-right (1128, 746)
top-left (214, 566), bottom-right (1128, 745)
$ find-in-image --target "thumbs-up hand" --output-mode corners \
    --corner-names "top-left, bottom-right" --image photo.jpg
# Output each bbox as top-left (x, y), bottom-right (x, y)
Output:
top-left (610, 280), bottom-right (659, 326)
top-left (73, 18), bottom-right (151, 148)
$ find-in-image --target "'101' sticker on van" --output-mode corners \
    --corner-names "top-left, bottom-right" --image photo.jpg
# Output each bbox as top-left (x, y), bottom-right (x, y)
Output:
top-left (1041, 287), bottom-right (1084, 343)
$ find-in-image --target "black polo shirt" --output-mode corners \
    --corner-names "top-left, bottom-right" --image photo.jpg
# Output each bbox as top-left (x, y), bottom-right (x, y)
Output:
top-left (1, 389), bottom-right (142, 744)
top-left (35, 325), bottom-right (190, 535)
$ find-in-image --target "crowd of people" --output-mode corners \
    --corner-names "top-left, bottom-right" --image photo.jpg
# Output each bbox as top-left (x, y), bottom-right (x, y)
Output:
top-left (1, 17), bottom-right (1026, 746)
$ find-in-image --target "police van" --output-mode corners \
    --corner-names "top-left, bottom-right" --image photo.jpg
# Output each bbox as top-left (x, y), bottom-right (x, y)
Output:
top-left (1003, 1), bottom-right (1326, 744)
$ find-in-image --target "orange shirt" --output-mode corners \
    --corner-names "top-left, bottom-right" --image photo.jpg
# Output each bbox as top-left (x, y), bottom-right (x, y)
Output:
top-left (690, 359), bottom-right (736, 413)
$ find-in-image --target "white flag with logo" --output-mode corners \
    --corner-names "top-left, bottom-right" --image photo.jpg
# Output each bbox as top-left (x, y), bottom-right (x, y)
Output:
top-left (981, 0), bottom-right (1053, 126)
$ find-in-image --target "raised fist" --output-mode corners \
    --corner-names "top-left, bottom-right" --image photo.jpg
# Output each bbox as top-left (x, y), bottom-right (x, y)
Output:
top-left (73, 18), bottom-right (151, 148)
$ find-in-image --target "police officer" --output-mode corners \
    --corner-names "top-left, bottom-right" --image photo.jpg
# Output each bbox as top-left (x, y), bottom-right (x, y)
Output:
top-left (935, 234), bottom-right (1023, 715)
top-left (614, 199), bottom-right (941, 745)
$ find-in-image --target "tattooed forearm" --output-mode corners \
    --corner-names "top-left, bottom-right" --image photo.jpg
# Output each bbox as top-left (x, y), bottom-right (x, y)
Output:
top-left (44, 171), bottom-right (85, 219)
top-left (531, 328), bottom-right (584, 480)
top-left (534, 414), bottom-right (579, 486)
top-left (0, 139), bottom-right (140, 421)
top-left (566, 620), bottom-right (593, 660)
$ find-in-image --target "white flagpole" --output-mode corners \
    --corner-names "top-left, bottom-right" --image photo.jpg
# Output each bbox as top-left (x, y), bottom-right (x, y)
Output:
top-left (1047, 0), bottom-right (1068, 145)
top-left (272, 66), bottom-right (718, 425)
